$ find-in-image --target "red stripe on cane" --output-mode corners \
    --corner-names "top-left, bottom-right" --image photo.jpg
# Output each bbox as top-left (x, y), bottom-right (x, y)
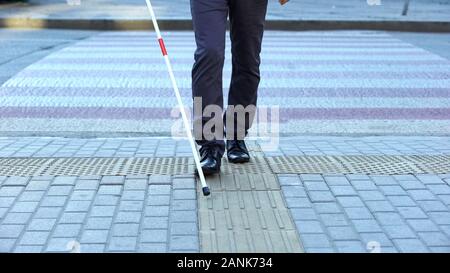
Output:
top-left (158, 38), bottom-right (168, 56)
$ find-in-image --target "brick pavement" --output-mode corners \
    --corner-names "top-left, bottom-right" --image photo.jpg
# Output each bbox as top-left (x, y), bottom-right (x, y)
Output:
top-left (0, 136), bottom-right (449, 253)
top-left (0, 173), bottom-right (198, 252)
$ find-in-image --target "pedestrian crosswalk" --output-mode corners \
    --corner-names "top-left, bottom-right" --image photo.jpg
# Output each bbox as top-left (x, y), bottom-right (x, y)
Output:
top-left (1, 31), bottom-right (449, 136)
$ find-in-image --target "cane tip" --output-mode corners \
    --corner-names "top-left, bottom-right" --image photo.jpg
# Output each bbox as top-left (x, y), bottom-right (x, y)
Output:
top-left (202, 186), bottom-right (211, 196)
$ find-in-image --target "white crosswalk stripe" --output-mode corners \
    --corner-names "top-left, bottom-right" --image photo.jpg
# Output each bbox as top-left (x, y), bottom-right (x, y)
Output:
top-left (1, 31), bottom-right (450, 135)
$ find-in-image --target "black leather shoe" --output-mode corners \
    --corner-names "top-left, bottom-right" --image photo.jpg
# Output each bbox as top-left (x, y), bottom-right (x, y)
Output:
top-left (226, 140), bottom-right (250, 163)
top-left (197, 144), bottom-right (222, 175)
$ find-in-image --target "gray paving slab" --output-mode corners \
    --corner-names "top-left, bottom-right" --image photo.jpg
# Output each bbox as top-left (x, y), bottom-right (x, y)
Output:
top-left (270, 136), bottom-right (450, 252)
top-left (0, 173), bottom-right (199, 253)
top-left (280, 172), bottom-right (450, 252)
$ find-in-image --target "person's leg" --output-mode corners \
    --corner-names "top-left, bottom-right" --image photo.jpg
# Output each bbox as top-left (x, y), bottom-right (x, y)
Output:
top-left (225, 0), bottom-right (268, 140)
top-left (190, 0), bottom-right (228, 156)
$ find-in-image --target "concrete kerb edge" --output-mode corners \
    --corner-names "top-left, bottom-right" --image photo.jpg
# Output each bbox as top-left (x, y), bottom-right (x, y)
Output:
top-left (1, 18), bottom-right (450, 32)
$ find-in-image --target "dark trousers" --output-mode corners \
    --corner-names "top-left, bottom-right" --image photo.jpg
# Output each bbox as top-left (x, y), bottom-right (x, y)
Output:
top-left (190, 0), bottom-right (268, 155)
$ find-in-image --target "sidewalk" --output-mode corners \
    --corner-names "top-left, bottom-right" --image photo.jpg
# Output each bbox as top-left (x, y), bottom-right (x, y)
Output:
top-left (1, 0), bottom-right (450, 31)
top-left (0, 136), bottom-right (449, 253)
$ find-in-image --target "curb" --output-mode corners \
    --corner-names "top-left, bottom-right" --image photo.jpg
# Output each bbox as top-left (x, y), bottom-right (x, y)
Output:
top-left (1, 18), bottom-right (450, 32)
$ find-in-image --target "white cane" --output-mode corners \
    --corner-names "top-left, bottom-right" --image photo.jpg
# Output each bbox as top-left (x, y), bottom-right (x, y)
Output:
top-left (144, 0), bottom-right (210, 196)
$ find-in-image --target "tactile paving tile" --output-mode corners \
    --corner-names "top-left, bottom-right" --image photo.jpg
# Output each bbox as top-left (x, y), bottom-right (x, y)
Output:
top-left (2, 154), bottom-right (448, 176)
top-left (267, 155), bottom-right (450, 175)
top-left (2, 153), bottom-right (448, 178)
top-left (204, 173), bottom-right (280, 192)
top-left (404, 155), bottom-right (450, 174)
top-left (266, 155), bottom-right (349, 174)
top-left (0, 156), bottom-right (271, 176)
top-left (198, 173), bottom-right (304, 253)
